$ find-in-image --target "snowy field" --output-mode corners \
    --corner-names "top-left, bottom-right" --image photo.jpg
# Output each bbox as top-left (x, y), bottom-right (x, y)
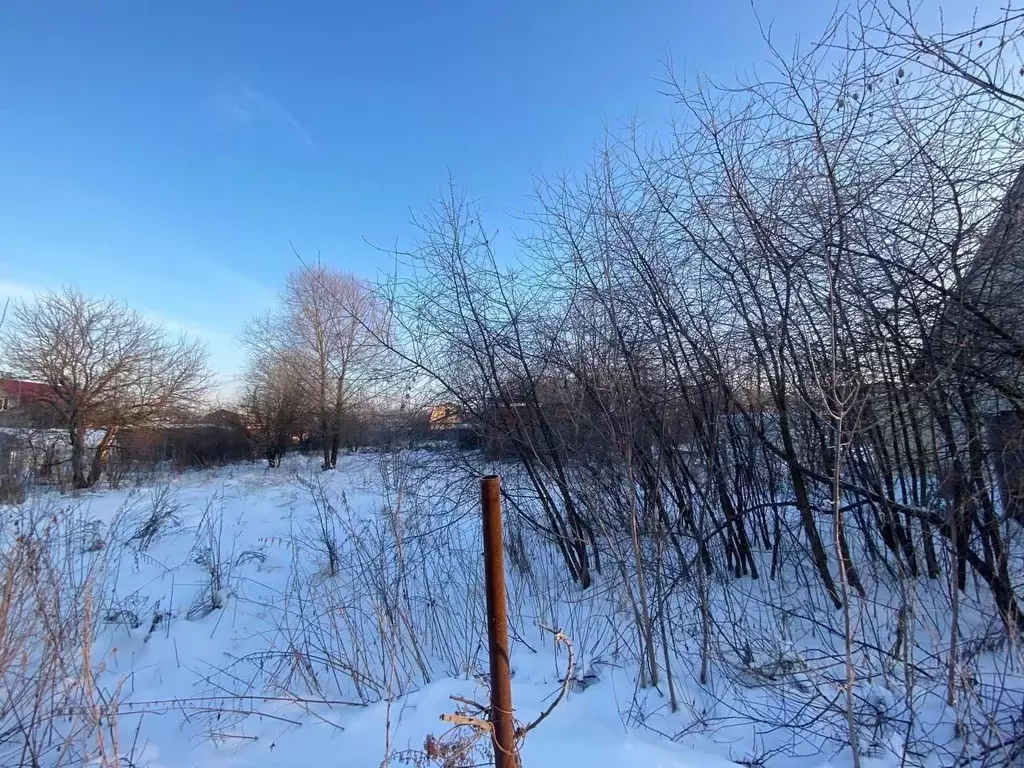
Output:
top-left (2, 452), bottom-right (1021, 767)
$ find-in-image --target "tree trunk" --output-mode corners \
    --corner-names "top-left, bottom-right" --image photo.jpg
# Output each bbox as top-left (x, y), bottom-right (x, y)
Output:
top-left (70, 418), bottom-right (88, 489)
top-left (330, 375), bottom-right (345, 468)
top-left (779, 410), bottom-right (843, 607)
top-left (320, 408), bottom-right (332, 470)
top-left (329, 433), bottom-right (340, 468)
top-left (85, 427), bottom-right (118, 488)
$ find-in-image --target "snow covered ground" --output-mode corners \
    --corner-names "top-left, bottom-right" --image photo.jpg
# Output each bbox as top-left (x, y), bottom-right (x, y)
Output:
top-left (2, 452), bottom-right (1021, 767)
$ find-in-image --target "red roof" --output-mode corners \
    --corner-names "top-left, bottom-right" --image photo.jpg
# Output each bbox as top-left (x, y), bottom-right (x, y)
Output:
top-left (0, 378), bottom-right (57, 405)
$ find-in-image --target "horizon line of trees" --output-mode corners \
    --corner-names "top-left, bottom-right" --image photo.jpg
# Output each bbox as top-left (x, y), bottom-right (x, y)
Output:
top-left (0, 271), bottom-right (457, 488)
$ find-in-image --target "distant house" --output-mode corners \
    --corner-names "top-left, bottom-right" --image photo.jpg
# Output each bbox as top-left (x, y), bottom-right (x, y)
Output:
top-left (930, 166), bottom-right (1024, 519)
top-left (427, 403), bottom-right (462, 431)
top-left (203, 408), bottom-right (248, 430)
top-left (0, 377), bottom-right (55, 410)
top-left (0, 378), bottom-right (60, 428)
top-left (116, 409), bottom-right (252, 470)
top-left (928, 167), bottom-right (1024, 403)
top-left (968, 169), bottom-right (1024, 521)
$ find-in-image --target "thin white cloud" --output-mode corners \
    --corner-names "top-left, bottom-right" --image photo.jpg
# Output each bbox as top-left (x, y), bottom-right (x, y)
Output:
top-left (213, 86), bottom-right (314, 148)
top-left (0, 280), bottom-right (36, 329)
top-left (0, 278), bottom-right (42, 303)
top-left (139, 309), bottom-right (233, 343)
top-left (201, 262), bottom-right (277, 309)
top-left (0, 280), bottom-right (234, 342)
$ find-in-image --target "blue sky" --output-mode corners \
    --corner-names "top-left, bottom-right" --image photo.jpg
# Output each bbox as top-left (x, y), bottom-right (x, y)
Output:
top-left (0, 1), bottom-right (977, 396)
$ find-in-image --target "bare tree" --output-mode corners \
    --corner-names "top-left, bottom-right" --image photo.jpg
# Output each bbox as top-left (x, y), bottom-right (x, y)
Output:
top-left (241, 348), bottom-right (309, 467)
top-left (241, 264), bottom-right (388, 469)
top-left (1, 288), bottom-right (210, 488)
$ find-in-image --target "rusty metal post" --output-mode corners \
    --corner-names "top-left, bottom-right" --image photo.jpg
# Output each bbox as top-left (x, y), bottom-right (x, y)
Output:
top-left (481, 474), bottom-right (517, 768)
